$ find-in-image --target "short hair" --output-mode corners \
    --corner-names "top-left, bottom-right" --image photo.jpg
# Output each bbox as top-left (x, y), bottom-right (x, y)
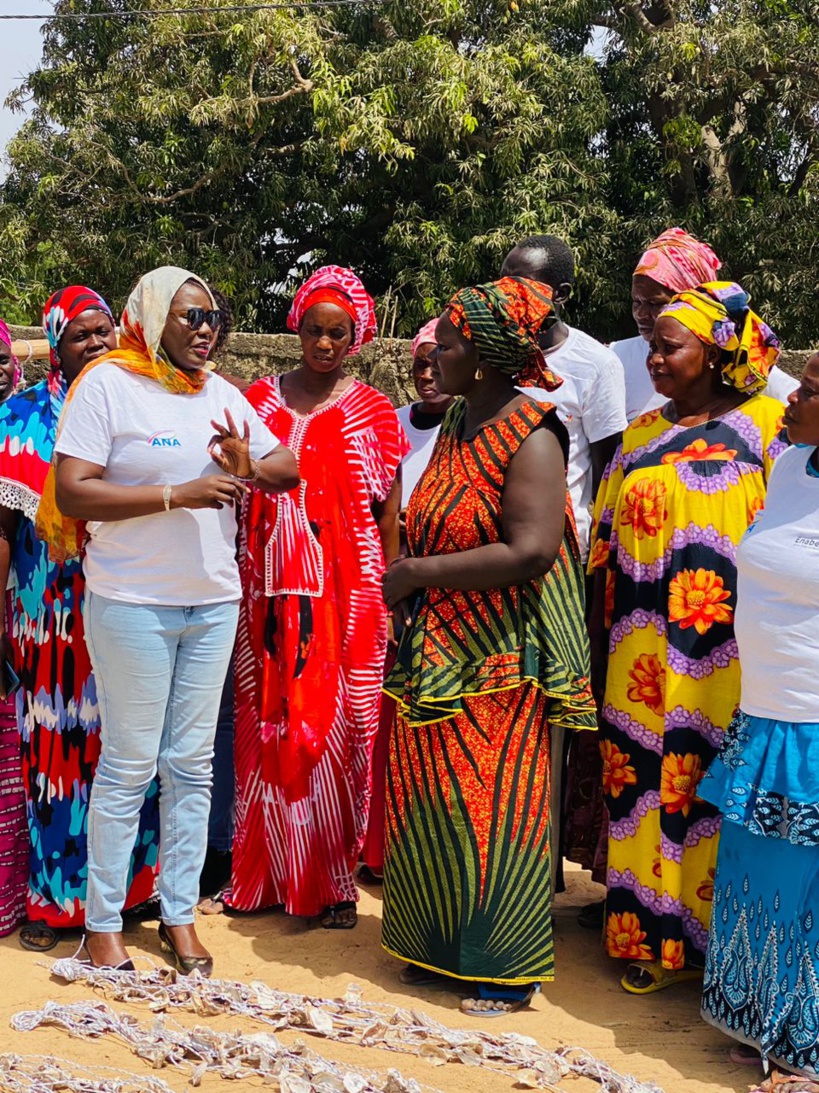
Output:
top-left (501, 234), bottom-right (575, 290)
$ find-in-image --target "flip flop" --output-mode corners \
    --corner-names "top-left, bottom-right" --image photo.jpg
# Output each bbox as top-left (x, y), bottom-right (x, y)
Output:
top-left (19, 922), bottom-right (61, 952)
top-left (320, 901), bottom-right (358, 929)
top-left (621, 960), bottom-right (702, 994)
top-left (460, 982), bottom-right (540, 1017)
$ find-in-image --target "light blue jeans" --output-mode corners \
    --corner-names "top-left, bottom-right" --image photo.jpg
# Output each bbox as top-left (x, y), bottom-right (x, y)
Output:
top-left (84, 593), bottom-right (239, 932)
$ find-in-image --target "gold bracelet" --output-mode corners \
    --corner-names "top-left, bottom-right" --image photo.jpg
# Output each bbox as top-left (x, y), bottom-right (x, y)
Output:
top-left (162, 484), bottom-right (173, 511)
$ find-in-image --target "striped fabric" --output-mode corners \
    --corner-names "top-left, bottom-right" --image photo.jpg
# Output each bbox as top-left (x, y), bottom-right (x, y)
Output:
top-left (229, 377), bottom-right (409, 917)
top-left (0, 693), bottom-right (26, 936)
top-left (382, 399), bottom-right (595, 983)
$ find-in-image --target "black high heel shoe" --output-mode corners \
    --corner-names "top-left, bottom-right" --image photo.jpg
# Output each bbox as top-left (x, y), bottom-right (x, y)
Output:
top-left (158, 922), bottom-right (213, 977)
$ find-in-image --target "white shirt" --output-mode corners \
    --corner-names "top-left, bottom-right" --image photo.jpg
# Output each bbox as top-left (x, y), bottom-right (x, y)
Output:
top-left (612, 333), bottom-right (800, 422)
top-left (736, 444), bottom-right (819, 720)
top-left (523, 326), bottom-right (627, 560)
top-left (610, 335), bottom-right (664, 421)
top-left (55, 367), bottom-right (278, 606)
top-left (395, 404), bottom-right (442, 507)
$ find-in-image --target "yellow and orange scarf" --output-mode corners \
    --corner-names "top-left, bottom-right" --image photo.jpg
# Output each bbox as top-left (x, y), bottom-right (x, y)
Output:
top-left (36, 266), bottom-right (216, 562)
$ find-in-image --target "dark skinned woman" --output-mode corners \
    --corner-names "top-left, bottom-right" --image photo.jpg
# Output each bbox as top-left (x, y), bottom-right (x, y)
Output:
top-left (589, 282), bottom-right (785, 994)
top-left (44, 266), bottom-right (298, 972)
top-left (0, 287), bottom-right (161, 953)
top-left (0, 321), bottom-right (27, 940)
top-left (612, 227), bottom-right (796, 419)
top-left (381, 277), bottom-right (596, 1016)
top-left (229, 266), bottom-right (407, 930)
top-left (699, 354), bottom-right (819, 1089)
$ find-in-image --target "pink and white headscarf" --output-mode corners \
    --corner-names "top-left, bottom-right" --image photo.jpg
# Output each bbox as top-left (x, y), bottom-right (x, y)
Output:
top-left (411, 319), bottom-right (439, 360)
top-left (287, 265), bottom-right (377, 356)
top-left (633, 227), bottom-right (722, 293)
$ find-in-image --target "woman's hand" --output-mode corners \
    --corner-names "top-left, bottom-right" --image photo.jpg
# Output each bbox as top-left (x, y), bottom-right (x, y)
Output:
top-left (172, 475), bottom-right (249, 511)
top-left (382, 557), bottom-right (419, 609)
top-left (208, 408), bottom-right (252, 478)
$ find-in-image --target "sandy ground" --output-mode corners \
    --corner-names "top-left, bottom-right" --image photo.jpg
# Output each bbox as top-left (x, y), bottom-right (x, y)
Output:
top-left (0, 865), bottom-right (759, 1093)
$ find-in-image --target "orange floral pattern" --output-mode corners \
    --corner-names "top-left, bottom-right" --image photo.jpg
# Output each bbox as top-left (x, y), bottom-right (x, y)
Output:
top-left (661, 752), bottom-right (704, 816)
top-left (606, 912), bottom-right (654, 960)
top-left (661, 939), bottom-right (686, 970)
top-left (589, 538), bottom-right (609, 569)
top-left (652, 844), bottom-right (662, 878)
top-left (620, 478), bottom-right (668, 539)
top-left (661, 439), bottom-right (737, 464)
top-left (627, 653), bottom-right (666, 715)
top-left (668, 568), bottom-right (733, 635)
top-left (600, 739), bottom-right (638, 798)
top-left (697, 867), bottom-right (715, 902)
top-left (586, 397), bottom-right (785, 968)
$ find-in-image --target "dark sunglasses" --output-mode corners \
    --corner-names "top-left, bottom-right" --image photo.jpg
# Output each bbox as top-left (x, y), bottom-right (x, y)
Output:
top-left (176, 307), bottom-right (224, 331)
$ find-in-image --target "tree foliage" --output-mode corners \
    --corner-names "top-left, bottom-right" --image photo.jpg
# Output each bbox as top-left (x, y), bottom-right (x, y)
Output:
top-left (1, 0), bottom-right (818, 344)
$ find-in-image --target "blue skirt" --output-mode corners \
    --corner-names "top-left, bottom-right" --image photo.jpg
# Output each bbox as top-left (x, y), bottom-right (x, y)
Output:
top-left (701, 712), bottom-right (819, 1076)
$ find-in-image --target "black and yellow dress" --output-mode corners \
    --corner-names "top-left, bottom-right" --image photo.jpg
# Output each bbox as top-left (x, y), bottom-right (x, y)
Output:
top-left (382, 398), bottom-right (596, 984)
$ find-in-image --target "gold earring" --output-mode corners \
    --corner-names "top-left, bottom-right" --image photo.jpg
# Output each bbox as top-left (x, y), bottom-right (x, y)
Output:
top-left (475, 368), bottom-right (483, 381)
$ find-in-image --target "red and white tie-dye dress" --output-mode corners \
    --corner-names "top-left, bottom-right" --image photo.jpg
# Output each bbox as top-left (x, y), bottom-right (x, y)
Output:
top-left (229, 376), bottom-right (409, 916)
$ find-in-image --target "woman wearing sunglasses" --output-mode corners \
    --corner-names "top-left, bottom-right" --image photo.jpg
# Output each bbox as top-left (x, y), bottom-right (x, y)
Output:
top-left (41, 266), bottom-right (298, 972)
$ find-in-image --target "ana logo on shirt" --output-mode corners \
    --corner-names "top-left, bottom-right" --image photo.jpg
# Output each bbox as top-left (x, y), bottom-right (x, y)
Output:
top-left (149, 431), bottom-right (182, 449)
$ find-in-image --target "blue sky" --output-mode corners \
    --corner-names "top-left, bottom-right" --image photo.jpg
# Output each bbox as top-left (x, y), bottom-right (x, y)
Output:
top-left (0, 3), bottom-right (46, 168)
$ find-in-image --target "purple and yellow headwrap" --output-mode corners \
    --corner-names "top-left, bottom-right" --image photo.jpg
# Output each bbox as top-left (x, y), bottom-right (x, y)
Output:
top-left (444, 276), bottom-right (562, 390)
top-left (659, 281), bottom-right (780, 395)
top-left (0, 320), bottom-right (21, 389)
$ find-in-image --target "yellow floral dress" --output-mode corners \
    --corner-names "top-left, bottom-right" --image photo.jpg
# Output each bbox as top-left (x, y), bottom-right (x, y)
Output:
top-left (589, 396), bottom-right (785, 970)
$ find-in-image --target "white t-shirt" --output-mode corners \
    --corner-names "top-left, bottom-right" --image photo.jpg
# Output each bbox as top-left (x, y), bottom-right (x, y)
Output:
top-left (612, 333), bottom-right (800, 422)
top-left (523, 326), bottom-right (627, 560)
top-left (736, 444), bottom-right (819, 720)
top-left (55, 367), bottom-right (278, 606)
top-left (610, 335), bottom-right (664, 422)
top-left (395, 403), bottom-right (442, 507)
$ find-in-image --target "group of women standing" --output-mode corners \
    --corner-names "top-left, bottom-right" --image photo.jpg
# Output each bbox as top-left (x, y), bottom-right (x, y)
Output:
top-left (0, 231), bottom-right (814, 1088)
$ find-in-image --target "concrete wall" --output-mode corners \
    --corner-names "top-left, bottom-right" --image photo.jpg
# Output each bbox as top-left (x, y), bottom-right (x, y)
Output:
top-left (10, 325), bottom-right (810, 406)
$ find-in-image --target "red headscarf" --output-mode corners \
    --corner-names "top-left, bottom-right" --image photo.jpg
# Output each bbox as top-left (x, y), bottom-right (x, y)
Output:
top-left (287, 265), bottom-right (377, 356)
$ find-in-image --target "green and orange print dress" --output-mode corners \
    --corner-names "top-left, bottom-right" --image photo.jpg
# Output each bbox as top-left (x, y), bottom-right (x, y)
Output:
top-left (588, 396), bottom-right (785, 972)
top-left (382, 399), bottom-right (596, 984)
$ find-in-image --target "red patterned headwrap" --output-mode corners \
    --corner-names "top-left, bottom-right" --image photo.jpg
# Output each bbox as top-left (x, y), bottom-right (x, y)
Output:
top-left (287, 265), bottom-right (377, 356)
top-left (444, 276), bottom-right (563, 390)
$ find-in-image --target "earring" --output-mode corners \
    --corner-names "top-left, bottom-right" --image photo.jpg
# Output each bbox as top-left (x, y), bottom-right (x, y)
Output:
top-left (709, 363), bottom-right (715, 370)
top-left (475, 368), bottom-right (483, 381)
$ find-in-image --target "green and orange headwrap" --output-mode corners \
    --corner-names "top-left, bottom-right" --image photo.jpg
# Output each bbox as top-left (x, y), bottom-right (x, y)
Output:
top-left (659, 281), bottom-right (780, 395)
top-left (444, 276), bottom-right (563, 390)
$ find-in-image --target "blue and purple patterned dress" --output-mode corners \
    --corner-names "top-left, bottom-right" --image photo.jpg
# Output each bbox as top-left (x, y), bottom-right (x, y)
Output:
top-left (0, 373), bottom-right (159, 928)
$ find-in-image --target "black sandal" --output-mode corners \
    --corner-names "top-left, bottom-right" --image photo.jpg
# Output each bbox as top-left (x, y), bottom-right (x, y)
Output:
top-left (19, 922), bottom-right (61, 952)
top-left (320, 901), bottom-right (358, 929)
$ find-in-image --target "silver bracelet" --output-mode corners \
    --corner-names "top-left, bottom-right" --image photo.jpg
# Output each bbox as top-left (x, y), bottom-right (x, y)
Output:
top-left (236, 459), bottom-right (260, 483)
top-left (162, 484), bottom-right (173, 511)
